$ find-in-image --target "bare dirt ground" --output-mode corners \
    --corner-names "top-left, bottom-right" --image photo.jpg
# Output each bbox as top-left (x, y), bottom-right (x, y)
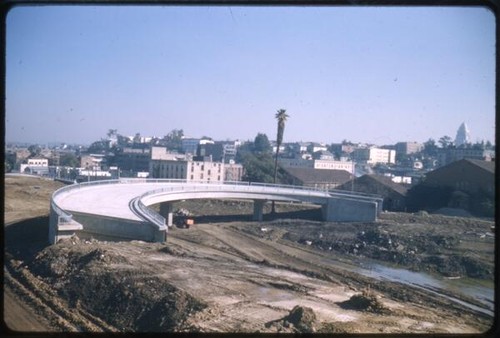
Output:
top-left (3, 175), bottom-right (496, 334)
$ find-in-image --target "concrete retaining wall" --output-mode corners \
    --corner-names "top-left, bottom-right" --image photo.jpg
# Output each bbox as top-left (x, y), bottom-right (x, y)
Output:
top-left (71, 212), bottom-right (166, 242)
top-left (322, 197), bottom-right (378, 222)
top-left (48, 205), bottom-right (58, 244)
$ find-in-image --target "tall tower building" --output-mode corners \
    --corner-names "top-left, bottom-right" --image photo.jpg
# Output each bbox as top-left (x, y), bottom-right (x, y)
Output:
top-left (455, 122), bottom-right (471, 147)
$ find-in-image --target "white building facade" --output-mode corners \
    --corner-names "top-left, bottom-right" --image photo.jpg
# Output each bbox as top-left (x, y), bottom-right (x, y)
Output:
top-left (150, 146), bottom-right (224, 182)
top-left (279, 158), bottom-right (355, 174)
top-left (353, 147), bottom-right (396, 165)
top-left (20, 157), bottom-right (49, 175)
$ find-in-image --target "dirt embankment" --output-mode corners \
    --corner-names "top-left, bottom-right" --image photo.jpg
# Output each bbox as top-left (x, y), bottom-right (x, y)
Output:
top-left (3, 175), bottom-right (495, 334)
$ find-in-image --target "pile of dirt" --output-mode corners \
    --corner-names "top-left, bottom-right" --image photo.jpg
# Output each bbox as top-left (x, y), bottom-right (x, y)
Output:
top-left (284, 305), bottom-right (317, 332)
top-left (338, 289), bottom-right (390, 314)
top-left (28, 237), bottom-right (207, 332)
top-left (265, 305), bottom-right (318, 333)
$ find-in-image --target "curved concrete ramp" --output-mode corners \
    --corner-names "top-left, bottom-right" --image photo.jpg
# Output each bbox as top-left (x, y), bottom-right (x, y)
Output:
top-left (49, 179), bottom-right (382, 244)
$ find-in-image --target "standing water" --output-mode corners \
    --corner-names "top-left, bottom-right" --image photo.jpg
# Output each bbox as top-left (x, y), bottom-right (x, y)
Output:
top-left (355, 261), bottom-right (494, 317)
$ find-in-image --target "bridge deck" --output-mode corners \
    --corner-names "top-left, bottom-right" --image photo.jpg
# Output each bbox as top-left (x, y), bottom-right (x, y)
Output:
top-left (54, 181), bottom-right (332, 222)
top-left (55, 183), bottom-right (152, 221)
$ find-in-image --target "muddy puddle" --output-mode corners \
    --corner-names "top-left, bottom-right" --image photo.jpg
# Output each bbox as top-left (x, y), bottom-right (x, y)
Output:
top-left (356, 261), bottom-right (494, 316)
top-left (315, 253), bottom-right (494, 316)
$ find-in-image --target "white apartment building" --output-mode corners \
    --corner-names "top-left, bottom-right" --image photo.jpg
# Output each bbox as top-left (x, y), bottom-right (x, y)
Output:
top-left (20, 157), bottom-right (50, 175)
top-left (150, 147), bottom-right (224, 182)
top-left (26, 158), bottom-right (48, 166)
top-left (313, 159), bottom-right (355, 173)
top-left (279, 158), bottom-right (355, 174)
top-left (150, 159), bottom-right (224, 182)
top-left (353, 147), bottom-right (396, 165)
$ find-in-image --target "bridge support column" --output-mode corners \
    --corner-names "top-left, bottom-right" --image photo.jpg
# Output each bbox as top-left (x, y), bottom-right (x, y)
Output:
top-left (160, 202), bottom-right (174, 227)
top-left (253, 200), bottom-right (265, 221)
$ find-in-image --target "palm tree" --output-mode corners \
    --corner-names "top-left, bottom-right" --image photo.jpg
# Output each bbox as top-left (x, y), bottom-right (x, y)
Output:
top-left (272, 108), bottom-right (289, 213)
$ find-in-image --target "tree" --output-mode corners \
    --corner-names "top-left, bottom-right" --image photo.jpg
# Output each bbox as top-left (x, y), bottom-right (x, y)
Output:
top-left (254, 133), bottom-right (271, 153)
top-left (272, 108), bottom-right (289, 213)
top-left (423, 138), bottom-right (437, 157)
top-left (163, 129), bottom-right (184, 152)
top-left (59, 153), bottom-right (80, 167)
top-left (241, 152), bottom-right (276, 183)
top-left (273, 109), bottom-right (289, 183)
top-left (28, 145), bottom-right (41, 157)
top-left (438, 135), bottom-right (453, 148)
top-left (236, 134), bottom-right (282, 183)
top-left (107, 129), bottom-right (118, 138)
top-left (87, 140), bottom-right (109, 154)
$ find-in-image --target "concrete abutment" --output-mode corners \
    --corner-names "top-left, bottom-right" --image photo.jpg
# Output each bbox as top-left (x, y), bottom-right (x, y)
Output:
top-left (322, 197), bottom-right (378, 222)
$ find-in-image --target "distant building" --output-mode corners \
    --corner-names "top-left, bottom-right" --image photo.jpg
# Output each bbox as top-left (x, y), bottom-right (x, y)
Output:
top-left (197, 143), bottom-right (224, 162)
top-left (455, 122), bottom-right (471, 147)
top-left (312, 150), bottom-right (334, 160)
top-left (216, 140), bottom-right (241, 163)
top-left (352, 147), bottom-right (396, 165)
top-left (279, 158), bottom-right (355, 174)
top-left (20, 157), bottom-right (49, 175)
top-left (80, 154), bottom-right (107, 170)
top-left (290, 142), bottom-right (310, 154)
top-left (411, 159), bottom-right (494, 216)
top-left (395, 142), bottom-right (423, 156)
top-left (424, 159), bottom-right (494, 198)
top-left (151, 146), bottom-right (189, 161)
top-left (271, 142), bottom-right (286, 154)
top-left (307, 142), bottom-right (328, 154)
top-left (329, 143), bottom-right (357, 156)
top-left (77, 169), bottom-right (112, 181)
top-left (181, 138), bottom-right (200, 154)
top-left (150, 147), bottom-right (224, 182)
top-left (437, 147), bottom-right (494, 166)
top-left (113, 147), bottom-right (151, 173)
top-left (336, 174), bottom-right (409, 211)
top-left (283, 167), bottom-right (352, 190)
top-left (224, 162), bottom-right (244, 181)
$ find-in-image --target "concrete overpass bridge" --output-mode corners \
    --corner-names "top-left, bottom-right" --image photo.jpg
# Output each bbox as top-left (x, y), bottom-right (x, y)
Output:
top-left (49, 179), bottom-right (383, 244)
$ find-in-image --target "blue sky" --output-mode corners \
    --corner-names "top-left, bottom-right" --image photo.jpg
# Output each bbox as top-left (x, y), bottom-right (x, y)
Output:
top-left (5, 5), bottom-right (496, 145)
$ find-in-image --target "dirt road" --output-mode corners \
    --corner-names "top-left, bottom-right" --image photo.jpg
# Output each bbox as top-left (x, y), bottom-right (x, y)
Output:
top-left (3, 175), bottom-right (495, 334)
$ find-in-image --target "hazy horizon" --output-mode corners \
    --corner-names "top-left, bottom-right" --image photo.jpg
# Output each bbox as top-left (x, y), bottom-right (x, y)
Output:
top-left (6, 5), bottom-right (496, 146)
